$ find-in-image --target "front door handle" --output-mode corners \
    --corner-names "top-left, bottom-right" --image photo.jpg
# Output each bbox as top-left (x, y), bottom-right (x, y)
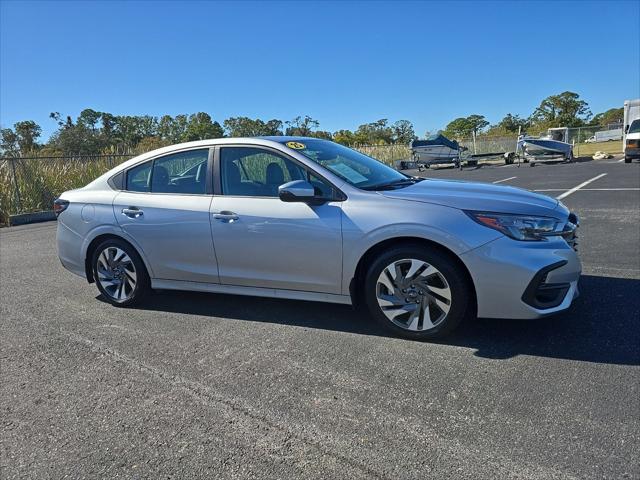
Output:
top-left (122, 207), bottom-right (144, 218)
top-left (212, 211), bottom-right (239, 223)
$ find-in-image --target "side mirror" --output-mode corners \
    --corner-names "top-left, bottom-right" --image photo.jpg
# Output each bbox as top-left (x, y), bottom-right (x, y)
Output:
top-left (278, 180), bottom-right (316, 203)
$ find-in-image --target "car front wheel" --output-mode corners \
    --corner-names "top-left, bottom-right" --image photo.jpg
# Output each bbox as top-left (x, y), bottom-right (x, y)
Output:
top-left (364, 246), bottom-right (470, 340)
top-left (92, 238), bottom-right (149, 306)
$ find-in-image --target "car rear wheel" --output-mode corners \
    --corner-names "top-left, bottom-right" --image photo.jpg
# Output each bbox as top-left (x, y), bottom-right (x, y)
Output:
top-left (625, 156), bottom-right (632, 163)
top-left (92, 238), bottom-right (149, 306)
top-left (363, 246), bottom-right (470, 340)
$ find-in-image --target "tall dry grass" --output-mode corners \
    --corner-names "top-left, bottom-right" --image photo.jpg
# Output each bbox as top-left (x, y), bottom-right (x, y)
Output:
top-left (0, 155), bottom-right (132, 225)
top-left (355, 144), bottom-right (411, 165)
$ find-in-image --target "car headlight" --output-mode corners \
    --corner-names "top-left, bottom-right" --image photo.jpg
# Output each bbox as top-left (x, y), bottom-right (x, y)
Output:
top-left (466, 211), bottom-right (560, 241)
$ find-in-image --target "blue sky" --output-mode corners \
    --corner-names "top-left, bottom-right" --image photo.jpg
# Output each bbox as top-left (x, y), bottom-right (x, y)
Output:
top-left (1, 0), bottom-right (639, 140)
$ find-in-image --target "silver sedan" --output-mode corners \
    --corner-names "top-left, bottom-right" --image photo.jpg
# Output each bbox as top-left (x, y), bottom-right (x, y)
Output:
top-left (56, 137), bottom-right (581, 339)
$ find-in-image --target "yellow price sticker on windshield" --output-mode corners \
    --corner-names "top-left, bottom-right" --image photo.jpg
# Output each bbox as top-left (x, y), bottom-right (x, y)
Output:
top-left (286, 141), bottom-right (306, 150)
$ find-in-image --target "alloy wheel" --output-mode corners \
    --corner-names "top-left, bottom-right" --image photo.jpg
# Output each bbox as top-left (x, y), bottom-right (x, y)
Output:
top-left (96, 247), bottom-right (137, 301)
top-left (376, 258), bottom-right (452, 331)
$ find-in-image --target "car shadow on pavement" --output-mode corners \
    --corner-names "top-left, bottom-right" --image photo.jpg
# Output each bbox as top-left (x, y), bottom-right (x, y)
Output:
top-left (447, 274), bottom-right (639, 365)
top-left (122, 274), bottom-right (639, 366)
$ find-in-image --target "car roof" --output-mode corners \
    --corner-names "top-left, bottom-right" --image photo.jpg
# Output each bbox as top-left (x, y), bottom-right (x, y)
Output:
top-left (258, 136), bottom-right (327, 143)
top-left (87, 136), bottom-right (332, 189)
top-left (117, 136), bottom-right (329, 170)
top-left (132, 136), bottom-right (326, 158)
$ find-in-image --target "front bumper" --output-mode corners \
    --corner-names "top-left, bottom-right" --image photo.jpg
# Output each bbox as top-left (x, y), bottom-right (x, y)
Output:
top-left (461, 236), bottom-right (581, 319)
top-left (624, 147), bottom-right (640, 159)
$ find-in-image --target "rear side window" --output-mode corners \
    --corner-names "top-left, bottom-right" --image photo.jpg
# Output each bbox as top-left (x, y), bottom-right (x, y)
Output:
top-left (125, 149), bottom-right (209, 194)
top-left (151, 149), bottom-right (208, 194)
top-left (126, 161), bottom-right (152, 192)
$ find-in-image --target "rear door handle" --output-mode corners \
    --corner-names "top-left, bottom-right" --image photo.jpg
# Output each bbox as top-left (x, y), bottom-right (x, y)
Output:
top-left (212, 211), bottom-right (239, 222)
top-left (122, 207), bottom-right (144, 218)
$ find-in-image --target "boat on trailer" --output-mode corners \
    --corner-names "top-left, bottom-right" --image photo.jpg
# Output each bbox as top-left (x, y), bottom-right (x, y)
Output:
top-left (518, 127), bottom-right (574, 161)
top-left (410, 134), bottom-right (463, 167)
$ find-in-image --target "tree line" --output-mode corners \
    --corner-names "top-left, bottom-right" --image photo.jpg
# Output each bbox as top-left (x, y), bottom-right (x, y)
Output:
top-left (0, 91), bottom-right (623, 157)
top-left (441, 91), bottom-right (624, 140)
top-left (0, 111), bottom-right (417, 157)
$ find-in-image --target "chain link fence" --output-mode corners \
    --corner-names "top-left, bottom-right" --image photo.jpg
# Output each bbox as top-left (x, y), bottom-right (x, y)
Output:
top-left (0, 148), bottom-right (407, 226)
top-left (457, 125), bottom-right (623, 161)
top-left (566, 125), bottom-right (623, 157)
top-left (0, 154), bottom-right (133, 225)
top-left (0, 131), bottom-right (624, 226)
top-left (459, 134), bottom-right (519, 157)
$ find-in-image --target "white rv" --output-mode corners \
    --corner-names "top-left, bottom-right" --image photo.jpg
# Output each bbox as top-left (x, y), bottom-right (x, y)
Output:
top-left (623, 99), bottom-right (640, 163)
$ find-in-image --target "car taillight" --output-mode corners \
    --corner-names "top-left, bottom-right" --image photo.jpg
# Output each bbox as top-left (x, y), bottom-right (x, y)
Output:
top-left (627, 139), bottom-right (639, 148)
top-left (53, 198), bottom-right (69, 217)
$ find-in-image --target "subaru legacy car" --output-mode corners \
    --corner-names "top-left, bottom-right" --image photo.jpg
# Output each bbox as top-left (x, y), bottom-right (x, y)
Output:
top-left (56, 137), bottom-right (581, 339)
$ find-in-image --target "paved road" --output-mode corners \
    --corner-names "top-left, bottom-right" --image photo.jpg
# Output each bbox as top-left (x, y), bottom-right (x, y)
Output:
top-left (2, 159), bottom-right (639, 479)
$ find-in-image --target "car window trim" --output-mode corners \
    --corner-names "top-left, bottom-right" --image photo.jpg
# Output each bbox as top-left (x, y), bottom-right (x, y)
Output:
top-left (213, 144), bottom-right (346, 201)
top-left (119, 146), bottom-right (214, 196)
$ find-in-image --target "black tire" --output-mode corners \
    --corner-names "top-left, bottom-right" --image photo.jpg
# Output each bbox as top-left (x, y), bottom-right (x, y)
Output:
top-left (625, 157), bottom-right (632, 163)
top-left (363, 245), bottom-right (470, 340)
top-left (91, 238), bottom-right (150, 307)
top-left (504, 152), bottom-right (515, 165)
top-left (566, 151), bottom-right (574, 163)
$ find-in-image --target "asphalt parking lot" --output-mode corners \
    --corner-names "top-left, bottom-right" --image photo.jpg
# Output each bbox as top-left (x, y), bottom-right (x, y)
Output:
top-left (2, 158), bottom-right (639, 479)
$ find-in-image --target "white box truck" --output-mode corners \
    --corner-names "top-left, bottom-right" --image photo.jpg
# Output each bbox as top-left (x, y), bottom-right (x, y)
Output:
top-left (585, 128), bottom-right (623, 143)
top-left (623, 99), bottom-right (640, 163)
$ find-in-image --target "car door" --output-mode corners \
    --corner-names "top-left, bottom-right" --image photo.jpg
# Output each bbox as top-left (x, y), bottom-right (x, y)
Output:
top-left (113, 148), bottom-right (220, 283)
top-left (210, 145), bottom-right (343, 294)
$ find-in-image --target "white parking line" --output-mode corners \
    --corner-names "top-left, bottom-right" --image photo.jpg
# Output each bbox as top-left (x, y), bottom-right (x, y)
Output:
top-left (617, 158), bottom-right (625, 163)
top-left (535, 188), bottom-right (639, 192)
top-left (492, 176), bottom-right (517, 184)
top-left (556, 173), bottom-right (608, 200)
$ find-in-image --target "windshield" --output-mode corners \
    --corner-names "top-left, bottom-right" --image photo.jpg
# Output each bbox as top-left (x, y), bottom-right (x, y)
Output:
top-left (628, 119), bottom-right (640, 134)
top-left (281, 139), bottom-right (407, 189)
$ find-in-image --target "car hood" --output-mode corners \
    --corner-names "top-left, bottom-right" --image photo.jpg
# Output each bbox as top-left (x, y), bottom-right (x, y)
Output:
top-left (380, 178), bottom-right (565, 218)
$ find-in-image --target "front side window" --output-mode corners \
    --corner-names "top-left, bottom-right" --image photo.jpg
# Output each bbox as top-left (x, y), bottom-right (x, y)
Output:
top-left (220, 147), bottom-right (307, 197)
top-left (151, 149), bottom-right (209, 194)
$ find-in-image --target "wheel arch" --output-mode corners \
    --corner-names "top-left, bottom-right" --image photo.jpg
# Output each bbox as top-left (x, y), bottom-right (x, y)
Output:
top-left (84, 233), bottom-right (150, 283)
top-left (349, 236), bottom-right (477, 315)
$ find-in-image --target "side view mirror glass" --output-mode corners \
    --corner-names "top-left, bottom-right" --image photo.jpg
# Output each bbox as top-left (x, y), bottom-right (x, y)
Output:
top-left (278, 180), bottom-right (316, 203)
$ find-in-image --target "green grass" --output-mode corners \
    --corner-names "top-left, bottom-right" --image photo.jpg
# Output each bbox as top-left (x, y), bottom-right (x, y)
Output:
top-left (573, 140), bottom-right (623, 158)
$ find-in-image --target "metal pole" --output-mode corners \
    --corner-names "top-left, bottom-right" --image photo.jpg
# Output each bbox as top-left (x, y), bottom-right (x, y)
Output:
top-left (516, 126), bottom-right (521, 167)
top-left (9, 159), bottom-right (22, 213)
top-left (472, 131), bottom-right (477, 155)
